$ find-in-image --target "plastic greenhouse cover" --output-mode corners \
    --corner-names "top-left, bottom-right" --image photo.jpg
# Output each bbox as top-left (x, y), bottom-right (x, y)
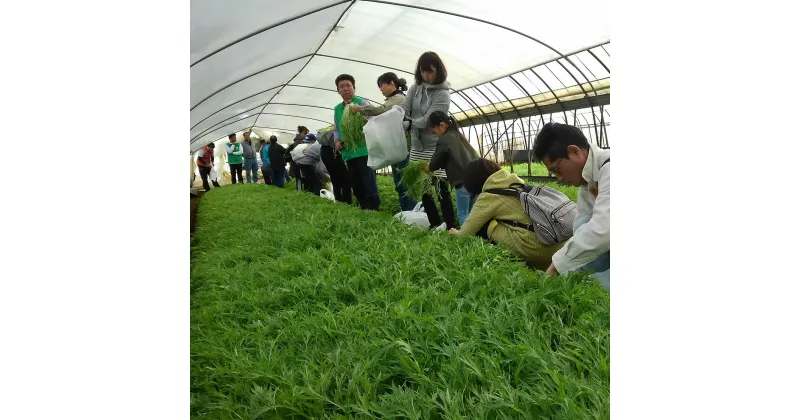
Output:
top-left (190, 0), bottom-right (609, 152)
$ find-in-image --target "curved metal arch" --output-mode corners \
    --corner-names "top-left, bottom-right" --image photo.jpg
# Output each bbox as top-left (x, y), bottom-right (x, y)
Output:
top-left (257, 112), bottom-right (333, 126)
top-left (471, 86), bottom-right (513, 157)
top-left (360, 0), bottom-right (603, 103)
top-left (191, 84), bottom-right (282, 131)
top-left (190, 54), bottom-right (312, 111)
top-left (574, 54), bottom-right (598, 81)
top-left (314, 53), bottom-right (414, 76)
top-left (189, 115), bottom-right (257, 148)
top-left (508, 75), bottom-right (547, 127)
top-left (191, 101), bottom-right (271, 142)
top-left (268, 103), bottom-right (334, 110)
top-left (553, 59), bottom-right (600, 141)
top-left (281, 84), bottom-right (384, 105)
top-left (252, 126), bottom-right (300, 134)
top-left (456, 90), bottom-right (493, 127)
top-left (587, 49), bottom-right (610, 74)
top-left (248, 1), bottom-right (357, 132)
top-left (453, 41), bottom-right (609, 95)
top-left (448, 95), bottom-right (481, 130)
top-left (191, 0), bottom-right (350, 67)
top-left (489, 80), bottom-right (526, 122)
top-left (487, 80), bottom-right (526, 172)
top-left (526, 69), bottom-right (568, 122)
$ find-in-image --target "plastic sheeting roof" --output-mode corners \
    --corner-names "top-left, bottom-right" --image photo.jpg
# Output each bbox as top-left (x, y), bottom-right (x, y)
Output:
top-left (190, 0), bottom-right (609, 152)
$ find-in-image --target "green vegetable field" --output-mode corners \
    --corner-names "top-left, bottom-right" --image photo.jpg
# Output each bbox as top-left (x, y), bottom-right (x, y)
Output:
top-left (191, 177), bottom-right (608, 419)
top-left (290, 170), bottom-right (576, 219)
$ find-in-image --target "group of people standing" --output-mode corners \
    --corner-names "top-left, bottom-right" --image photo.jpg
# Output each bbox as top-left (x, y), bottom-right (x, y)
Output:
top-left (195, 51), bottom-right (610, 289)
top-left (327, 51), bottom-right (469, 226)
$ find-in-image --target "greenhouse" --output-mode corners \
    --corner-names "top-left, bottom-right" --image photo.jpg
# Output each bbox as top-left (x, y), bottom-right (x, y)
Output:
top-left (191, 0), bottom-right (610, 418)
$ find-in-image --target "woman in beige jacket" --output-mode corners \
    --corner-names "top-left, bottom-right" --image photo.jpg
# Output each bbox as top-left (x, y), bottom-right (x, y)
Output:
top-left (349, 72), bottom-right (417, 211)
top-left (451, 158), bottom-right (565, 271)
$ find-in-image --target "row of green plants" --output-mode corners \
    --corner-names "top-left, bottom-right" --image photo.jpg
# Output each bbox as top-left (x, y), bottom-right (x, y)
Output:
top-left (191, 184), bottom-right (609, 419)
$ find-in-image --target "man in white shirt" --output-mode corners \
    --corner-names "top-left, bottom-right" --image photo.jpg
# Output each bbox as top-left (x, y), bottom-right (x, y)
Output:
top-left (532, 123), bottom-right (610, 290)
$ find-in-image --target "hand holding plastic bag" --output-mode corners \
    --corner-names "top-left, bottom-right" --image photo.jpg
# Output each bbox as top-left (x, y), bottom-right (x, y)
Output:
top-left (364, 106), bottom-right (408, 170)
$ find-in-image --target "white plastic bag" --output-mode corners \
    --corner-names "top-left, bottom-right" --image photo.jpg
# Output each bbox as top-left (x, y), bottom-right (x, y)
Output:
top-left (393, 202), bottom-right (430, 228)
top-left (364, 106), bottom-right (408, 170)
top-left (290, 143), bottom-right (309, 162)
top-left (320, 189), bottom-right (336, 201)
top-left (209, 167), bottom-right (218, 182)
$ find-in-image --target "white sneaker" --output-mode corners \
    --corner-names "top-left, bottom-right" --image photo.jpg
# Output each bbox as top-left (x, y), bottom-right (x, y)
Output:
top-left (435, 223), bottom-right (447, 231)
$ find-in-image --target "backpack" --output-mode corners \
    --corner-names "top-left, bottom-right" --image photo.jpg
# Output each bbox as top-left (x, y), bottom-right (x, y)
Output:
top-left (485, 183), bottom-right (578, 246)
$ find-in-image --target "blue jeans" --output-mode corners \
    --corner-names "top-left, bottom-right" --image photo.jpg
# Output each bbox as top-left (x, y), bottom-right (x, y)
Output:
top-left (271, 167), bottom-right (285, 188)
top-left (392, 156), bottom-right (417, 211)
top-left (244, 157), bottom-right (259, 183)
top-left (573, 215), bottom-right (610, 290)
top-left (455, 186), bottom-right (476, 226)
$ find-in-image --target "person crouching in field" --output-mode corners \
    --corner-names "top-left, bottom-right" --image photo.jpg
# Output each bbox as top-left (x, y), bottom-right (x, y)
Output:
top-left (532, 122), bottom-right (610, 290)
top-left (449, 159), bottom-right (565, 271)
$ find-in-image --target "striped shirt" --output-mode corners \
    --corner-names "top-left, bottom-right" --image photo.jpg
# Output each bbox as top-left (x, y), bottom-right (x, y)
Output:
top-left (409, 149), bottom-right (447, 178)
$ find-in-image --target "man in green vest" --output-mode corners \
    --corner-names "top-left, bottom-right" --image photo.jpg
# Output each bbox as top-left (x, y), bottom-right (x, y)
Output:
top-left (225, 133), bottom-right (244, 184)
top-left (333, 74), bottom-right (380, 211)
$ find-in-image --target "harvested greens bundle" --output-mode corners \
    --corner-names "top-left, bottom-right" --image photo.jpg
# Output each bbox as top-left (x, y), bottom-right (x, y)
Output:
top-left (340, 104), bottom-right (367, 151)
top-left (399, 160), bottom-right (441, 202)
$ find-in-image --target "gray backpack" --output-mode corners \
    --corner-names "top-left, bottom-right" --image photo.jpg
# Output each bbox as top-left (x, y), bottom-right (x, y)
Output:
top-left (485, 182), bottom-right (577, 245)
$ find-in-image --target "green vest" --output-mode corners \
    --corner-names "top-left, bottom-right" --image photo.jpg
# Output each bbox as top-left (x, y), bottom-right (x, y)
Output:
top-left (334, 96), bottom-right (368, 162)
top-left (226, 143), bottom-right (243, 164)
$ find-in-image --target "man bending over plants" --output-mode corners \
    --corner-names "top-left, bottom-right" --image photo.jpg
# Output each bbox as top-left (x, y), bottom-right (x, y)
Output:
top-left (532, 123), bottom-right (610, 290)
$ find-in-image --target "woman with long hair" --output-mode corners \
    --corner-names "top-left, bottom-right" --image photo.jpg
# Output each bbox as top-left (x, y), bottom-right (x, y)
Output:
top-left (451, 158), bottom-right (565, 270)
top-left (398, 52), bottom-right (455, 229)
top-left (350, 71), bottom-right (417, 211)
top-left (426, 111), bottom-right (479, 225)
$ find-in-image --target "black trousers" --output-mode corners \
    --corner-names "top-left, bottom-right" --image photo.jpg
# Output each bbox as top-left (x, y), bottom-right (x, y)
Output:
top-left (320, 145), bottom-right (352, 204)
top-left (422, 178), bottom-right (455, 230)
top-left (230, 163), bottom-right (243, 184)
top-left (198, 166), bottom-right (213, 191)
top-left (298, 164), bottom-right (322, 196)
top-left (346, 156), bottom-right (380, 211)
top-left (260, 164), bottom-right (272, 185)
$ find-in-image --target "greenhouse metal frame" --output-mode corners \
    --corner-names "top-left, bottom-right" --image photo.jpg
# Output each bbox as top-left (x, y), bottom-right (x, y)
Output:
top-left (190, 0), bottom-right (610, 174)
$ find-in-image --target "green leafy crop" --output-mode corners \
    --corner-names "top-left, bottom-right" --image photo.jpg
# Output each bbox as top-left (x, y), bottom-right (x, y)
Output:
top-left (341, 105), bottom-right (367, 151)
top-left (191, 184), bottom-right (609, 419)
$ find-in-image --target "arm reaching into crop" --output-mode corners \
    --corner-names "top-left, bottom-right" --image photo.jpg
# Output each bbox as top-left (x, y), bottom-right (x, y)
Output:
top-left (457, 196), bottom-right (496, 237)
top-left (551, 165), bottom-right (611, 274)
top-left (359, 98), bottom-right (393, 117)
top-left (359, 99), bottom-right (374, 121)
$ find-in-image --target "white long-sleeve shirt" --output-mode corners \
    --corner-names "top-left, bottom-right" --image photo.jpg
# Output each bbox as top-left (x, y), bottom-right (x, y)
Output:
top-left (552, 144), bottom-right (610, 274)
top-left (225, 143), bottom-right (243, 155)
